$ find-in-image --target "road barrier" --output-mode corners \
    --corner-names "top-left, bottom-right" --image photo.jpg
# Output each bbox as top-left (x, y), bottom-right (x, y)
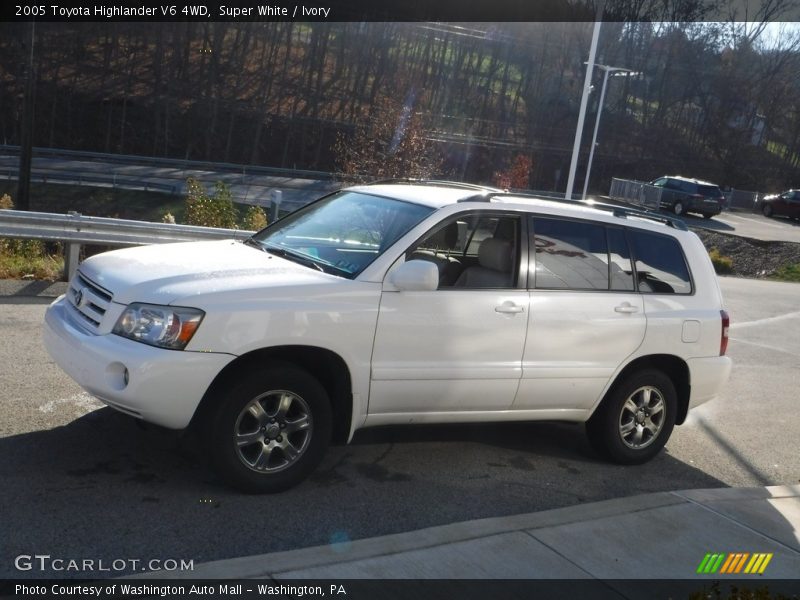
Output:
top-left (0, 209), bottom-right (253, 281)
top-left (727, 189), bottom-right (759, 210)
top-left (611, 177), bottom-right (762, 212)
top-left (0, 144), bottom-right (338, 182)
top-left (608, 178), bottom-right (662, 209)
top-left (0, 167), bottom-right (178, 195)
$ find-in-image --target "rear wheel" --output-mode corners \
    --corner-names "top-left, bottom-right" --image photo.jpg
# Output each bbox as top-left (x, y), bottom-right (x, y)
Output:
top-left (762, 203), bottom-right (773, 218)
top-left (203, 363), bottom-right (331, 493)
top-left (586, 369), bottom-right (677, 464)
top-left (703, 213), bottom-right (714, 220)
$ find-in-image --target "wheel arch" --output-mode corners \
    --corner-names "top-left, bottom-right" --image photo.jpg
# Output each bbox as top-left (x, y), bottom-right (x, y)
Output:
top-left (594, 354), bottom-right (691, 425)
top-left (191, 345), bottom-right (353, 444)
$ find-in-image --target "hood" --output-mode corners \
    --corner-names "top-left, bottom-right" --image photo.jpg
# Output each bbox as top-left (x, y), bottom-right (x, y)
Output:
top-left (79, 240), bottom-right (340, 305)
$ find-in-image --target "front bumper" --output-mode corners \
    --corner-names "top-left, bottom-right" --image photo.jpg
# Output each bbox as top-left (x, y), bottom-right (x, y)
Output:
top-left (687, 355), bottom-right (733, 410)
top-left (43, 296), bottom-right (235, 429)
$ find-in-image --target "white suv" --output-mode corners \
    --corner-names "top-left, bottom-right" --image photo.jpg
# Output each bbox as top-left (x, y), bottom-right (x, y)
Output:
top-left (43, 181), bottom-right (732, 492)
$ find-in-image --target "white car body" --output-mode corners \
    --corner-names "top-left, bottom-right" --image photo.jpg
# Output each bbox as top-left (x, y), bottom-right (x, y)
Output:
top-left (43, 183), bottom-right (732, 490)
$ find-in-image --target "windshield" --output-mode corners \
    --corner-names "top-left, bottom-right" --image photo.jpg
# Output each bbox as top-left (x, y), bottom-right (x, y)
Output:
top-left (251, 191), bottom-right (434, 279)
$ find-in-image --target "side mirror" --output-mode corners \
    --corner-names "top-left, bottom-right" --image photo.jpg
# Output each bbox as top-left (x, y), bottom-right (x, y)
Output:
top-left (390, 260), bottom-right (439, 292)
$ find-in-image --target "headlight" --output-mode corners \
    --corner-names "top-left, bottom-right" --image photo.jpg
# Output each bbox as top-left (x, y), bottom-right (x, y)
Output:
top-left (112, 303), bottom-right (204, 350)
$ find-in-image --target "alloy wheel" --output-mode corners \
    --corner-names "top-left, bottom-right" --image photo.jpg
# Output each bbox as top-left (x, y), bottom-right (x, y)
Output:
top-left (618, 386), bottom-right (666, 450)
top-left (233, 390), bottom-right (313, 473)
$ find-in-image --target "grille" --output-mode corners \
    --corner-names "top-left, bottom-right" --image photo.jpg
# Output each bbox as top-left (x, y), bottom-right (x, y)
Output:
top-left (67, 271), bottom-right (114, 330)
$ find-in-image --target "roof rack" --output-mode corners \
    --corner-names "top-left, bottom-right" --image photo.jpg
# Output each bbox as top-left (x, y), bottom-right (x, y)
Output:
top-left (365, 178), bottom-right (503, 193)
top-left (458, 191), bottom-right (689, 231)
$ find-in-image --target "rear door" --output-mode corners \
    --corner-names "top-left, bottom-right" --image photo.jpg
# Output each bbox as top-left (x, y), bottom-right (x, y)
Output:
top-left (514, 217), bottom-right (646, 413)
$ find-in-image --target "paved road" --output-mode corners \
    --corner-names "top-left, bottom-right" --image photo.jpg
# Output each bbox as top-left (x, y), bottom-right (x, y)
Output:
top-left (1, 277), bottom-right (798, 578)
top-left (684, 210), bottom-right (800, 243)
top-left (0, 154), bottom-right (340, 211)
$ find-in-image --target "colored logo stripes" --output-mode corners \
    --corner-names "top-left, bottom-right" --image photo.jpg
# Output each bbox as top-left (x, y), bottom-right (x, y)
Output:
top-left (697, 552), bottom-right (773, 574)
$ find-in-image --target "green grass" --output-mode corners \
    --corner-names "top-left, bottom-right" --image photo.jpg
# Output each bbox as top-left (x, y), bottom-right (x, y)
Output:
top-left (771, 263), bottom-right (800, 282)
top-left (708, 248), bottom-right (733, 274)
top-left (0, 243), bottom-right (64, 281)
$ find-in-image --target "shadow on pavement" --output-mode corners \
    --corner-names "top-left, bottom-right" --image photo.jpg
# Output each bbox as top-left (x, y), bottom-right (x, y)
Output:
top-left (682, 214), bottom-right (736, 231)
top-left (2, 407), bottom-right (791, 580)
top-left (0, 296), bottom-right (58, 305)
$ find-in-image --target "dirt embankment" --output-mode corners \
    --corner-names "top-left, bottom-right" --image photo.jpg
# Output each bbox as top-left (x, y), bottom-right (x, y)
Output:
top-left (694, 229), bottom-right (800, 278)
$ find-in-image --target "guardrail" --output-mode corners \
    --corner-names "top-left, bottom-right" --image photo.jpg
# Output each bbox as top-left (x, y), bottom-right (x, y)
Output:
top-left (0, 145), bottom-right (338, 182)
top-left (0, 209), bottom-right (254, 281)
top-left (0, 167), bottom-right (179, 195)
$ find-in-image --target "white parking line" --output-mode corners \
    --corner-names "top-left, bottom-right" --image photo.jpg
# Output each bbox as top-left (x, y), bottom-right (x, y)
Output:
top-left (729, 337), bottom-right (795, 356)
top-left (38, 392), bottom-right (103, 415)
top-left (720, 213), bottom-right (789, 230)
top-left (730, 311), bottom-right (800, 329)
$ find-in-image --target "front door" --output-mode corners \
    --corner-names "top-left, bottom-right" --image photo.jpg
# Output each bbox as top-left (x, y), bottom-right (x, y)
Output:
top-left (369, 212), bottom-right (528, 416)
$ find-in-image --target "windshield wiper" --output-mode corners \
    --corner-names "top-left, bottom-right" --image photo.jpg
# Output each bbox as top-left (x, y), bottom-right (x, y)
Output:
top-left (262, 244), bottom-right (329, 273)
top-left (243, 237), bottom-right (265, 251)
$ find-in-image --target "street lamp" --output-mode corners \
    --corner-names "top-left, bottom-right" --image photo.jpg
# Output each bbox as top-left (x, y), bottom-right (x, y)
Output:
top-left (581, 64), bottom-right (639, 200)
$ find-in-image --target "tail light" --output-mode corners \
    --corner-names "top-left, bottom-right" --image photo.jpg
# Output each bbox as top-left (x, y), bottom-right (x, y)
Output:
top-left (720, 310), bottom-right (730, 355)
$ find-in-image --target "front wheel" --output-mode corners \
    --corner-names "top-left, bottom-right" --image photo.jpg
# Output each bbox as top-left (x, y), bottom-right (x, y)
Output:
top-left (762, 203), bottom-right (773, 218)
top-left (672, 201), bottom-right (684, 216)
top-left (703, 213), bottom-right (714, 220)
top-left (203, 364), bottom-right (332, 493)
top-left (586, 369), bottom-right (677, 464)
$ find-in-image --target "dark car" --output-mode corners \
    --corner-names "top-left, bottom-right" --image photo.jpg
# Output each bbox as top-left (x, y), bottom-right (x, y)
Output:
top-left (759, 189), bottom-right (800, 220)
top-left (649, 176), bottom-right (726, 219)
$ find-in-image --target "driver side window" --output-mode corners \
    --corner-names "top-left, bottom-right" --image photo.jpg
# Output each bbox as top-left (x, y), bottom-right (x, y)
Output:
top-left (406, 213), bottom-right (521, 289)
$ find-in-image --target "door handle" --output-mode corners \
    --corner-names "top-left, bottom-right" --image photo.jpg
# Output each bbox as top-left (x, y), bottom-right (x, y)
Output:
top-left (495, 302), bottom-right (524, 314)
top-left (615, 302), bottom-right (639, 314)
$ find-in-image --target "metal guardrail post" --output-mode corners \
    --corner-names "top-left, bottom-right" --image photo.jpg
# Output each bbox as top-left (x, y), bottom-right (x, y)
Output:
top-left (64, 242), bottom-right (80, 282)
top-left (64, 211), bottom-right (82, 281)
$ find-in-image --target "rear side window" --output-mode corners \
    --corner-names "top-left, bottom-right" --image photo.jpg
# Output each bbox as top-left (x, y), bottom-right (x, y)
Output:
top-left (628, 230), bottom-right (692, 294)
top-left (532, 218), bottom-right (611, 290)
top-left (698, 184), bottom-right (722, 197)
top-left (607, 227), bottom-right (635, 291)
top-left (665, 179), bottom-right (684, 190)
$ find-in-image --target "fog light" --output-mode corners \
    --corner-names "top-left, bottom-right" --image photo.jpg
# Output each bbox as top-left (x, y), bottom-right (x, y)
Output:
top-left (105, 362), bottom-right (130, 391)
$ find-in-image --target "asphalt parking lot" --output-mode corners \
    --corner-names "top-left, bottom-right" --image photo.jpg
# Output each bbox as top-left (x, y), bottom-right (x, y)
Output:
top-left (686, 209), bottom-right (800, 243)
top-left (1, 277), bottom-right (798, 579)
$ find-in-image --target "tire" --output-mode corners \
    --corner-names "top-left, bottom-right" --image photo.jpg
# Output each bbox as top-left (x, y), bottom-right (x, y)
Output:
top-left (203, 363), bottom-right (332, 493)
top-left (672, 201), bottom-right (684, 216)
top-left (702, 213), bottom-right (714, 220)
top-left (586, 369), bottom-right (677, 465)
top-left (762, 203), bottom-right (773, 218)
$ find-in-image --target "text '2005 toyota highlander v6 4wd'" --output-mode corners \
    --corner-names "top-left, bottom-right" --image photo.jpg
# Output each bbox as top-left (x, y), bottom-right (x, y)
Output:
top-left (44, 181), bottom-right (732, 492)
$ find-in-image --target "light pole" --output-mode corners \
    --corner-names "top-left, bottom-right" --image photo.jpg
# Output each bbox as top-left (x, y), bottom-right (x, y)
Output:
top-left (565, 20), bottom-right (602, 201)
top-left (581, 65), bottom-right (638, 200)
